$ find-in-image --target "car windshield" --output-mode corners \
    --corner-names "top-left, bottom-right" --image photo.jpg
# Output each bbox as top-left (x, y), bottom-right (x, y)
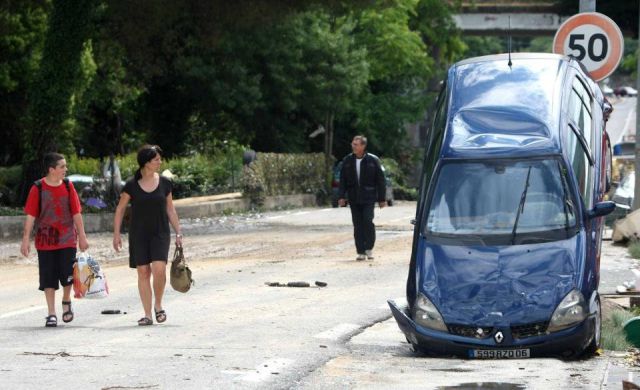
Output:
top-left (424, 158), bottom-right (577, 245)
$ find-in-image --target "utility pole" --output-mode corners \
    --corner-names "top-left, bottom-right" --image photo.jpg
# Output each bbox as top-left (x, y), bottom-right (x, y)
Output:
top-left (634, 3), bottom-right (640, 210)
top-left (579, 0), bottom-right (595, 13)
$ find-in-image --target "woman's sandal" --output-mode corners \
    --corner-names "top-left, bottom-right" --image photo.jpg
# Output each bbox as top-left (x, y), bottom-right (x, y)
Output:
top-left (155, 309), bottom-right (167, 323)
top-left (62, 301), bottom-right (74, 323)
top-left (45, 315), bottom-right (57, 327)
top-left (137, 317), bottom-right (153, 326)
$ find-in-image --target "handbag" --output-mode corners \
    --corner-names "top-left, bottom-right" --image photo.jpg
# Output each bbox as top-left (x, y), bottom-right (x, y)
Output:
top-left (170, 245), bottom-right (194, 293)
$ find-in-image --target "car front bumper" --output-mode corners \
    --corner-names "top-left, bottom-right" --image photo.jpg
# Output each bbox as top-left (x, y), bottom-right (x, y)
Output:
top-left (388, 299), bottom-right (595, 358)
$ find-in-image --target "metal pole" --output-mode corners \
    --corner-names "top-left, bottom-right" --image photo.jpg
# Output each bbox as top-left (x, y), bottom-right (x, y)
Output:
top-left (579, 0), bottom-right (595, 13)
top-left (634, 4), bottom-right (640, 210)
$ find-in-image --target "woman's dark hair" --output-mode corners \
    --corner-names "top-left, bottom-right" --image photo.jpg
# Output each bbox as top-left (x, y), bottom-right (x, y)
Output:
top-left (134, 144), bottom-right (162, 180)
top-left (43, 152), bottom-right (65, 174)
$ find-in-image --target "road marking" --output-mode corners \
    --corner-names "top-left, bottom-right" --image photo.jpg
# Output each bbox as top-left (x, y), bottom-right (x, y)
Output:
top-left (0, 305), bottom-right (46, 319)
top-left (314, 323), bottom-right (361, 340)
top-left (239, 358), bottom-right (294, 382)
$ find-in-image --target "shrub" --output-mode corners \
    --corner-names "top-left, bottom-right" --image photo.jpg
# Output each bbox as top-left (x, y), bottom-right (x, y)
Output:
top-left (381, 157), bottom-right (417, 201)
top-left (0, 166), bottom-right (23, 205)
top-left (243, 153), bottom-right (326, 203)
top-left (602, 309), bottom-right (634, 351)
top-left (629, 240), bottom-right (640, 259)
top-left (66, 155), bottom-right (101, 176)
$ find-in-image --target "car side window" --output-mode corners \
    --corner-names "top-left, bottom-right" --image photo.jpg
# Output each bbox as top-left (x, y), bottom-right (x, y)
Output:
top-left (569, 78), bottom-right (593, 154)
top-left (567, 124), bottom-right (594, 209)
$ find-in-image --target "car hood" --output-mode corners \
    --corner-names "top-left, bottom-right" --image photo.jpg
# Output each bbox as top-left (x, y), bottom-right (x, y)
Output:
top-left (416, 235), bottom-right (583, 326)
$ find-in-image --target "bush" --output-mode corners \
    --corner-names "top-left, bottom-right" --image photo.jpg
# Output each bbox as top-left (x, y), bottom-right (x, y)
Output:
top-left (66, 156), bottom-right (101, 176)
top-left (602, 309), bottom-right (634, 351)
top-left (629, 240), bottom-right (640, 259)
top-left (0, 165), bottom-right (22, 205)
top-left (243, 153), bottom-right (326, 203)
top-left (381, 157), bottom-right (417, 201)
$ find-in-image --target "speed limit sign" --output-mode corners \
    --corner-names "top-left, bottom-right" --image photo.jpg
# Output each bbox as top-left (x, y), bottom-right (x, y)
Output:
top-left (553, 12), bottom-right (624, 81)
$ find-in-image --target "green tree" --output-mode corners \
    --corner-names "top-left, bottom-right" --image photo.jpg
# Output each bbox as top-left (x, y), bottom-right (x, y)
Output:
top-left (348, 0), bottom-right (433, 159)
top-left (293, 11), bottom-right (369, 173)
top-left (0, 1), bottom-right (50, 165)
top-left (21, 0), bottom-right (97, 200)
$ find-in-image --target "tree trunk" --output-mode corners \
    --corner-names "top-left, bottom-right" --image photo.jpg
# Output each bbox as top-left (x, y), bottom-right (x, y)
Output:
top-left (19, 0), bottom-right (96, 203)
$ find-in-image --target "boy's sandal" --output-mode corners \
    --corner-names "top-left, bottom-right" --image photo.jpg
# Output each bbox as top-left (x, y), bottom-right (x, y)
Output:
top-left (154, 309), bottom-right (167, 323)
top-left (62, 301), bottom-right (74, 323)
top-left (137, 317), bottom-right (153, 326)
top-left (45, 315), bottom-right (57, 327)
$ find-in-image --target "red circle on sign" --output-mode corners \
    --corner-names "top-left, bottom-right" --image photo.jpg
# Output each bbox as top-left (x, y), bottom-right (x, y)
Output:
top-left (553, 12), bottom-right (623, 81)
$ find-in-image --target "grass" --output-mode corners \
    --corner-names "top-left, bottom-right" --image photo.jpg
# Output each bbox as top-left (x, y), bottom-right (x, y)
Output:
top-left (629, 240), bottom-right (640, 259)
top-left (0, 206), bottom-right (23, 216)
top-left (602, 309), bottom-right (635, 351)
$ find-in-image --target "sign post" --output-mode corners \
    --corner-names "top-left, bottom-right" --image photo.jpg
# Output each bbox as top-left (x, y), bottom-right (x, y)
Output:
top-left (552, 12), bottom-right (624, 82)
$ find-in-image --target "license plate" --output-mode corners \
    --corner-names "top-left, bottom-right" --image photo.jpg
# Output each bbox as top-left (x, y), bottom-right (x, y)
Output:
top-left (470, 349), bottom-right (530, 359)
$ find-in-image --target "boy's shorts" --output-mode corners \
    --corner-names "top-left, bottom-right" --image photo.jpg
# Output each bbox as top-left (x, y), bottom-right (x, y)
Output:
top-left (37, 248), bottom-right (77, 291)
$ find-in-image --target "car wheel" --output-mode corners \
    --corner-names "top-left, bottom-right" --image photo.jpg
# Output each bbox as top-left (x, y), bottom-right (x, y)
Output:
top-left (584, 297), bottom-right (601, 356)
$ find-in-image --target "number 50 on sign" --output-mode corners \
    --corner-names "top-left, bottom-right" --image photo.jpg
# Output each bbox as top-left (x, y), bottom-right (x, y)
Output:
top-left (553, 12), bottom-right (624, 81)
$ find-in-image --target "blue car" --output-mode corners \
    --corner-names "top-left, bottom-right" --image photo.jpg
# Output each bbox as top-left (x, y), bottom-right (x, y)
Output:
top-left (389, 53), bottom-right (615, 359)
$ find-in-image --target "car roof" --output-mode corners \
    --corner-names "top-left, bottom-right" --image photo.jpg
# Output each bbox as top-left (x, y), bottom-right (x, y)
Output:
top-left (441, 53), bottom-right (579, 159)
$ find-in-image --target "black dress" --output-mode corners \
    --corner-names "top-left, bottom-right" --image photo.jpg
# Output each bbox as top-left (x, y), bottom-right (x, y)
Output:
top-left (123, 175), bottom-right (172, 268)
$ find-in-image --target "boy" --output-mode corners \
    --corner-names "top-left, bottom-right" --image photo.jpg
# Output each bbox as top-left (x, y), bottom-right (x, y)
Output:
top-left (20, 152), bottom-right (89, 327)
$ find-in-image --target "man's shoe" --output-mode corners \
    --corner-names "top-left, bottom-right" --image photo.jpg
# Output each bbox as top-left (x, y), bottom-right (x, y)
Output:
top-left (365, 250), bottom-right (374, 260)
top-left (356, 254), bottom-right (366, 261)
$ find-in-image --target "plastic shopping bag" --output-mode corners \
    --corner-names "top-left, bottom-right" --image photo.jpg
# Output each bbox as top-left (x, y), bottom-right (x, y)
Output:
top-left (73, 252), bottom-right (109, 299)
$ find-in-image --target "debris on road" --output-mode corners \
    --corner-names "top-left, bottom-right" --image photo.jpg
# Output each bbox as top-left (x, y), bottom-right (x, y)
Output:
top-left (264, 281), bottom-right (328, 288)
top-left (101, 309), bottom-right (123, 315)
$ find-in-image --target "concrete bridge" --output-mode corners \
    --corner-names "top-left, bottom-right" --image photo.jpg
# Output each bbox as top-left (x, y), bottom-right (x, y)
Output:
top-left (453, 1), bottom-right (568, 36)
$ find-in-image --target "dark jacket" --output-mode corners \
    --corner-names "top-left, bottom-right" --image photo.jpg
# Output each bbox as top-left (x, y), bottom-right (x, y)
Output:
top-left (338, 153), bottom-right (386, 204)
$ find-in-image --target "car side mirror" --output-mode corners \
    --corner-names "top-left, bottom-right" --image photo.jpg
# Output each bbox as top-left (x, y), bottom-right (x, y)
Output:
top-left (588, 201), bottom-right (616, 218)
top-left (603, 100), bottom-right (613, 121)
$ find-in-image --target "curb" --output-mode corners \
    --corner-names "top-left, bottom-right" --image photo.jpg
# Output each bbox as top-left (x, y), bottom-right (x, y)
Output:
top-left (0, 193), bottom-right (316, 240)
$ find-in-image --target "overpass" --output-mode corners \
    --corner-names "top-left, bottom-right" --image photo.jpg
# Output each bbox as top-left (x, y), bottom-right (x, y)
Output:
top-left (453, 1), bottom-right (568, 36)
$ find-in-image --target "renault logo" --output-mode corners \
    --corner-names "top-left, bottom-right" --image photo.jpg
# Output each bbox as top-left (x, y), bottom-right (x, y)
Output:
top-left (494, 331), bottom-right (504, 344)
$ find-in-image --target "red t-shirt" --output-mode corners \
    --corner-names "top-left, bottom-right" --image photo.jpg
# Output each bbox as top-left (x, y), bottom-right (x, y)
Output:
top-left (24, 178), bottom-right (82, 250)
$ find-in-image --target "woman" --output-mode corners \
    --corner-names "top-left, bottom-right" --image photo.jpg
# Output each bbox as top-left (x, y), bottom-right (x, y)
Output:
top-left (113, 145), bottom-right (182, 325)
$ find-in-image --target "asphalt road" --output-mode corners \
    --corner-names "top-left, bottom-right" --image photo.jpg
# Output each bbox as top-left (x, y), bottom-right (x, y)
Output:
top-left (0, 202), bottom-right (639, 389)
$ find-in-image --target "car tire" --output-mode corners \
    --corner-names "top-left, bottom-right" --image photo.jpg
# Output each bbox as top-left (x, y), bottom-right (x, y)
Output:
top-left (584, 297), bottom-right (601, 356)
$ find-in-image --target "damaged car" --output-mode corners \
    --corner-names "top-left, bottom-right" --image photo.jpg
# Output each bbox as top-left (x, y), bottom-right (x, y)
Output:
top-left (389, 53), bottom-right (614, 359)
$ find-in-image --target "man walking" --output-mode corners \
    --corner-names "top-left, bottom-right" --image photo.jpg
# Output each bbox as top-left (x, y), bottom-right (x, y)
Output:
top-left (338, 135), bottom-right (386, 261)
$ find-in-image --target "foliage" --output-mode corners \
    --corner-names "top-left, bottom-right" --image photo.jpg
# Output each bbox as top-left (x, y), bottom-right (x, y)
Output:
top-left (245, 153), bottom-right (326, 200)
top-left (66, 155), bottom-right (101, 176)
top-left (629, 240), bottom-right (640, 259)
top-left (1, 0), bottom-right (464, 205)
top-left (601, 309), bottom-right (634, 351)
top-left (347, 0), bottom-right (432, 160)
top-left (0, 0), bottom-right (50, 166)
top-left (460, 36), bottom-right (503, 59)
top-left (0, 206), bottom-right (22, 215)
top-left (381, 157), bottom-right (418, 201)
top-left (619, 39), bottom-right (639, 79)
top-left (0, 165), bottom-right (22, 205)
top-left (20, 0), bottom-right (98, 205)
